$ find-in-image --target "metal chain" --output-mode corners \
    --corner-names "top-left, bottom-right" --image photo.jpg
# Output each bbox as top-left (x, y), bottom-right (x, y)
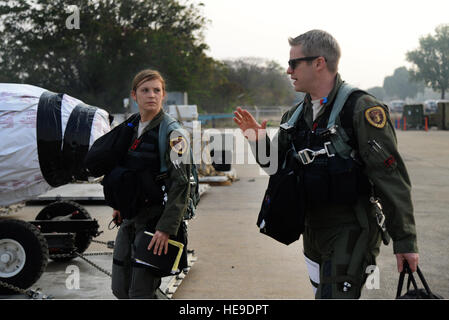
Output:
top-left (74, 252), bottom-right (112, 278)
top-left (0, 240), bottom-right (114, 298)
top-left (91, 239), bottom-right (109, 245)
top-left (49, 242), bottom-right (114, 277)
top-left (48, 252), bottom-right (76, 259)
top-left (73, 239), bottom-right (114, 277)
top-left (82, 252), bottom-right (113, 256)
top-left (91, 239), bottom-right (115, 249)
top-left (0, 279), bottom-right (52, 299)
top-left (49, 251), bottom-right (113, 259)
top-left (0, 279), bottom-right (29, 295)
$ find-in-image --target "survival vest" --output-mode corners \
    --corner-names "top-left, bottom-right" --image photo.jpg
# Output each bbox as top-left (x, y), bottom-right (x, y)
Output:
top-left (101, 112), bottom-right (200, 220)
top-left (282, 83), bottom-right (371, 206)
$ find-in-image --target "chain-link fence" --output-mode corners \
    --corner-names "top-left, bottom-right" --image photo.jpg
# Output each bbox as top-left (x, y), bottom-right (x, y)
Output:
top-left (200, 106), bottom-right (291, 128)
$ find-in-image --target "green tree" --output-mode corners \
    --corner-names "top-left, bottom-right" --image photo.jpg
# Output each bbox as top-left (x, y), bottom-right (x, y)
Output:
top-left (406, 24), bottom-right (449, 99)
top-left (0, 0), bottom-right (212, 113)
top-left (186, 58), bottom-right (235, 113)
top-left (222, 58), bottom-right (296, 108)
top-left (382, 67), bottom-right (424, 100)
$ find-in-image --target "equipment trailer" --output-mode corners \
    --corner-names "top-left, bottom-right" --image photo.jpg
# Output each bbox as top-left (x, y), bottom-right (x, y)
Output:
top-left (0, 200), bottom-right (100, 295)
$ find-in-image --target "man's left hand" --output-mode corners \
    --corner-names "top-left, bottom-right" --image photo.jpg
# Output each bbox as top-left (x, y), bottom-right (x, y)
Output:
top-left (395, 253), bottom-right (419, 273)
top-left (147, 230), bottom-right (170, 255)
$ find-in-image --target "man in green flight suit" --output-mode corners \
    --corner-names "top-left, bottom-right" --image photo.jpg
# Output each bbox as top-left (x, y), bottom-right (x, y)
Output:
top-left (233, 29), bottom-right (419, 299)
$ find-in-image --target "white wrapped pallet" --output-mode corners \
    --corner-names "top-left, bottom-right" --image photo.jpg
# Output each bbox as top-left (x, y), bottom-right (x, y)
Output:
top-left (0, 83), bottom-right (111, 206)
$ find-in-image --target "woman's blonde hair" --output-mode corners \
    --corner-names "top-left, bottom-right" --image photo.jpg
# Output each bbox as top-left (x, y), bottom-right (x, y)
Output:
top-left (131, 69), bottom-right (166, 93)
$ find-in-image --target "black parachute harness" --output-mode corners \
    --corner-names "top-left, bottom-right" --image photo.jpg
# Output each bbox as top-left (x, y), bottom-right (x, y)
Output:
top-left (281, 83), bottom-right (362, 167)
top-left (281, 84), bottom-right (388, 296)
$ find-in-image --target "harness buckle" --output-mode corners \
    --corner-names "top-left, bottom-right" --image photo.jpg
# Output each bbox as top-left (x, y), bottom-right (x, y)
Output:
top-left (328, 125), bottom-right (338, 135)
top-left (370, 197), bottom-right (386, 232)
top-left (324, 142), bottom-right (336, 158)
top-left (319, 125), bottom-right (338, 139)
top-left (280, 122), bottom-right (295, 134)
top-left (297, 149), bottom-right (315, 165)
top-left (297, 145), bottom-right (335, 165)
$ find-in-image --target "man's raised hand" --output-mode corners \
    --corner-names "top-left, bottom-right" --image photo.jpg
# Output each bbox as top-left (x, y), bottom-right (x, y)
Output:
top-left (233, 107), bottom-right (267, 141)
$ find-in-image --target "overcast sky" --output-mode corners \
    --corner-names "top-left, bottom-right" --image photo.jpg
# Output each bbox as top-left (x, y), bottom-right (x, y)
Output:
top-left (192, 0), bottom-right (449, 90)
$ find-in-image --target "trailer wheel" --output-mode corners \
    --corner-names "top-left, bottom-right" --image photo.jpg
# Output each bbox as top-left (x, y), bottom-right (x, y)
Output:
top-left (36, 200), bottom-right (93, 262)
top-left (0, 219), bottom-right (48, 294)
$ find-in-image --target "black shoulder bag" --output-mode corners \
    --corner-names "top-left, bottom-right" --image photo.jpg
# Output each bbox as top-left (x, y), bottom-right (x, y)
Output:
top-left (396, 262), bottom-right (443, 299)
top-left (256, 147), bottom-right (305, 245)
top-left (256, 101), bottom-right (306, 246)
top-left (84, 114), bottom-right (139, 177)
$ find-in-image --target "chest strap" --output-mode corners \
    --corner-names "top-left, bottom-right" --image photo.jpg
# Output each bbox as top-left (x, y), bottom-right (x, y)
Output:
top-left (286, 83), bottom-right (360, 165)
top-left (326, 83), bottom-right (359, 159)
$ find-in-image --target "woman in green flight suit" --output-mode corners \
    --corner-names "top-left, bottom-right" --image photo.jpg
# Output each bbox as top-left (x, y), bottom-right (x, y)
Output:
top-left (110, 70), bottom-right (191, 299)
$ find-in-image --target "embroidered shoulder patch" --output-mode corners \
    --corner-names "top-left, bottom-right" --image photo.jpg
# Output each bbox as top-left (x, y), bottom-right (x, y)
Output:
top-left (365, 106), bottom-right (387, 128)
top-left (170, 136), bottom-right (187, 155)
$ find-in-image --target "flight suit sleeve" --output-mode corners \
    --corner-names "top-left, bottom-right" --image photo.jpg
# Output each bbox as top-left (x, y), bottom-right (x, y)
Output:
top-left (353, 95), bottom-right (418, 254)
top-left (155, 130), bottom-right (190, 236)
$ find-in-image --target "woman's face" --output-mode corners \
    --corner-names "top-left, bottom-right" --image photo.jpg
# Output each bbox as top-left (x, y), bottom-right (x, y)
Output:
top-left (132, 79), bottom-right (165, 117)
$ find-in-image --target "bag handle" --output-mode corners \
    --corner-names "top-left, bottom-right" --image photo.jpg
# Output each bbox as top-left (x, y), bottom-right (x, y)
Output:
top-left (396, 261), bottom-right (435, 298)
top-left (396, 261), bottom-right (415, 298)
top-left (396, 268), bottom-right (405, 298)
top-left (415, 265), bottom-right (434, 296)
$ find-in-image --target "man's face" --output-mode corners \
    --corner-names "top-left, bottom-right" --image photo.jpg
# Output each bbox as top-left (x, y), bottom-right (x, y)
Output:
top-left (287, 45), bottom-right (315, 93)
top-left (132, 79), bottom-right (165, 115)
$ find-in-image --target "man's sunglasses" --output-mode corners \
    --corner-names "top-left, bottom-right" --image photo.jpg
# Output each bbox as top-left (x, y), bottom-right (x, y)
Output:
top-left (288, 56), bottom-right (325, 69)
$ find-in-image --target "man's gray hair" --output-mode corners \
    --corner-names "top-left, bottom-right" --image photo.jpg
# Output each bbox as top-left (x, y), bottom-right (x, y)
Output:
top-left (288, 30), bottom-right (341, 73)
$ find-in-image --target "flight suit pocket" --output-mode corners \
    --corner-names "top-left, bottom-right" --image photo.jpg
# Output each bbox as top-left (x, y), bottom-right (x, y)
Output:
top-left (363, 142), bottom-right (398, 176)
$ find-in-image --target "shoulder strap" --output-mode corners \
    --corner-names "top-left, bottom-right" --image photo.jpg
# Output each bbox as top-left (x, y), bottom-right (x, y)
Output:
top-left (159, 113), bottom-right (179, 173)
top-left (286, 101), bottom-right (304, 127)
top-left (287, 83), bottom-right (360, 129)
top-left (327, 83), bottom-right (364, 159)
top-left (327, 83), bottom-right (359, 129)
top-left (158, 113), bottom-right (190, 173)
top-left (278, 102), bottom-right (304, 170)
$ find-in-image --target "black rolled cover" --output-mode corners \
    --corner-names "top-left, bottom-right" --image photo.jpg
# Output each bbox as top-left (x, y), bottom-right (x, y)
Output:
top-left (62, 103), bottom-right (96, 181)
top-left (37, 92), bottom-right (96, 187)
top-left (36, 91), bottom-right (66, 187)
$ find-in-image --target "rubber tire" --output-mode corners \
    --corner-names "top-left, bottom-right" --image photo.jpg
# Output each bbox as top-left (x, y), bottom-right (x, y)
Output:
top-left (0, 219), bottom-right (49, 294)
top-left (36, 200), bottom-right (93, 262)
